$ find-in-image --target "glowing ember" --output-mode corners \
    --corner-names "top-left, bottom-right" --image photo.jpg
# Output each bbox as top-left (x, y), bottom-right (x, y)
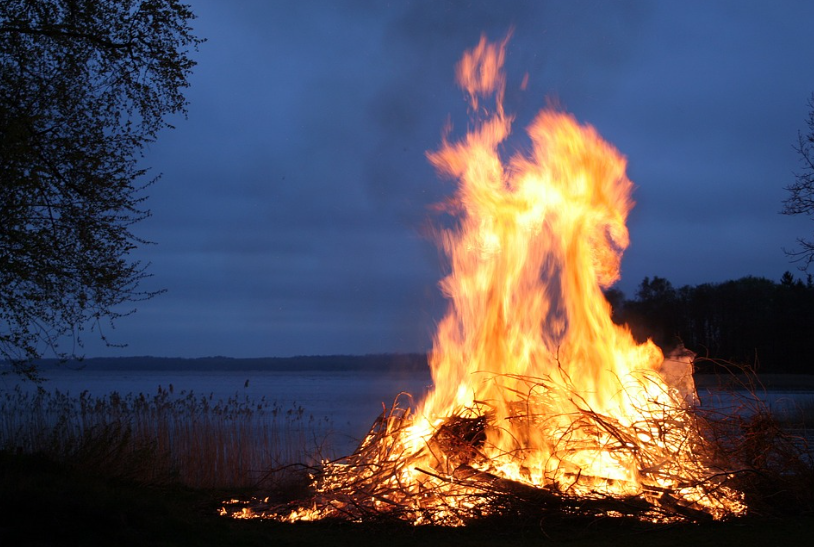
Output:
top-left (224, 35), bottom-right (746, 524)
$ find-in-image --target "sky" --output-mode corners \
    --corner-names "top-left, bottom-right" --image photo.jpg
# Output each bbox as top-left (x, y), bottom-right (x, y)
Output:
top-left (83, 0), bottom-right (814, 358)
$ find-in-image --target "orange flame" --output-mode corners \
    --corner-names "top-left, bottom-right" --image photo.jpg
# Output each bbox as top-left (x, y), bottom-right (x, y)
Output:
top-left (403, 34), bottom-right (742, 517)
top-left (227, 35), bottom-right (745, 524)
top-left (417, 34), bottom-right (656, 477)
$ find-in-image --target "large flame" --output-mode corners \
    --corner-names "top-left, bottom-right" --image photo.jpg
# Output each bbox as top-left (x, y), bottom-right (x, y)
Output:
top-left (414, 34), bottom-right (670, 490)
top-left (226, 35), bottom-right (745, 525)
top-left (398, 34), bottom-right (740, 516)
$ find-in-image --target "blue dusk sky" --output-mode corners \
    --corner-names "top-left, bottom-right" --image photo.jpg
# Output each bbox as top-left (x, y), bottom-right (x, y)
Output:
top-left (83, 0), bottom-right (814, 358)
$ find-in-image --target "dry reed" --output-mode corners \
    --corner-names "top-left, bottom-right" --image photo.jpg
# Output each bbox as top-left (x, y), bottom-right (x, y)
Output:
top-left (0, 385), bottom-right (334, 489)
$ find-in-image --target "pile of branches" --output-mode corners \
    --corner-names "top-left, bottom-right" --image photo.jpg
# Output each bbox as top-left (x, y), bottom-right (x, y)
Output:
top-left (220, 372), bottom-right (803, 525)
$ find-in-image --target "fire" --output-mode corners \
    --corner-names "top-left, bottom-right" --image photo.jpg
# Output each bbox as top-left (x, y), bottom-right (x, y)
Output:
top-left (415, 33), bottom-right (681, 493)
top-left (224, 35), bottom-right (745, 524)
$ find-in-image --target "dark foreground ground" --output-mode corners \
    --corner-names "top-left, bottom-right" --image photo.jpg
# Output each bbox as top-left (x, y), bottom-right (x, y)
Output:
top-left (1, 451), bottom-right (812, 547)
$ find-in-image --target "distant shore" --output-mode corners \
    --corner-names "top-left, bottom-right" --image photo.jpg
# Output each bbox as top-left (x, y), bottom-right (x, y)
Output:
top-left (17, 353), bottom-right (431, 373)
top-left (694, 373), bottom-right (814, 390)
top-left (6, 354), bottom-right (813, 390)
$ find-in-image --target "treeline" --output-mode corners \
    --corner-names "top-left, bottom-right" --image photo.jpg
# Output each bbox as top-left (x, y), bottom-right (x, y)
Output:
top-left (24, 353), bottom-right (430, 374)
top-left (607, 272), bottom-right (814, 374)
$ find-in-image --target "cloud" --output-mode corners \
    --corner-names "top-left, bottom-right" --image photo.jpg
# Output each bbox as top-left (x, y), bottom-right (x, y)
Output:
top-left (80, 1), bottom-right (814, 357)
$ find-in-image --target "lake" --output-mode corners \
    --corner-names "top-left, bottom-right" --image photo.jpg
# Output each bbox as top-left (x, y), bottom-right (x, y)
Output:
top-left (4, 367), bottom-right (813, 455)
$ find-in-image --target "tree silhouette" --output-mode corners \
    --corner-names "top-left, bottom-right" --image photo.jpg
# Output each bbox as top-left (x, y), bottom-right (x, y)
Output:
top-left (0, 1), bottom-right (203, 378)
top-left (623, 276), bottom-right (682, 351)
top-left (618, 273), bottom-right (814, 374)
top-left (783, 93), bottom-right (814, 268)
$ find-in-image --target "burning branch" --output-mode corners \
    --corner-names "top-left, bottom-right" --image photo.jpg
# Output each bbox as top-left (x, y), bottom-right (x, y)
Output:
top-left (222, 370), bottom-right (747, 525)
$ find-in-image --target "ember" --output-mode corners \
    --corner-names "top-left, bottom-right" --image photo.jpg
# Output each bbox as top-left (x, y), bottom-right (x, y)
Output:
top-left (222, 35), bottom-right (747, 525)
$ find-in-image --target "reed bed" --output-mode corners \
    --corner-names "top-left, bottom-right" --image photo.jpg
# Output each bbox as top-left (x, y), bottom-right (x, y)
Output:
top-left (0, 385), bottom-right (334, 489)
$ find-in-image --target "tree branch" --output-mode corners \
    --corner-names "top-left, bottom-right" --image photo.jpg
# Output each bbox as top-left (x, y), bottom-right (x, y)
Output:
top-left (0, 24), bottom-right (133, 50)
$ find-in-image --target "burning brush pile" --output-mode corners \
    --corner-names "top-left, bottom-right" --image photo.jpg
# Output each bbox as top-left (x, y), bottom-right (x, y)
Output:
top-left (222, 36), bottom-right (750, 525)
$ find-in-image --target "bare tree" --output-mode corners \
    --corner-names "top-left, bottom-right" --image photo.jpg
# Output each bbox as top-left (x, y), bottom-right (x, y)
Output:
top-left (783, 93), bottom-right (814, 268)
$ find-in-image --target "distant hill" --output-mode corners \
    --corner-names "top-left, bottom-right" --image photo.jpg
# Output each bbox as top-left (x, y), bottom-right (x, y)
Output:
top-left (25, 353), bottom-right (430, 373)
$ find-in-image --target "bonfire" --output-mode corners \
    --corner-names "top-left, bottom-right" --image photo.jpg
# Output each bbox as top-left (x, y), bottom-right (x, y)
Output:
top-left (223, 35), bottom-right (747, 525)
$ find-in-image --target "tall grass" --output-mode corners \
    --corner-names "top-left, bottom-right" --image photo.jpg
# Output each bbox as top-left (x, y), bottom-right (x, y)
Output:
top-left (0, 385), bottom-right (334, 489)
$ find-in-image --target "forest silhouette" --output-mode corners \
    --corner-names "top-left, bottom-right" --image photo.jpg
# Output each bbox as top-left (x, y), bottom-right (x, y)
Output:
top-left (607, 272), bottom-right (814, 374)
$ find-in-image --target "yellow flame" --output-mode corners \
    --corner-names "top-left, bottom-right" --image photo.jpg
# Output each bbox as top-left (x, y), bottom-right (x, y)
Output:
top-left (420, 34), bottom-right (645, 480)
top-left (407, 34), bottom-right (743, 517)
top-left (227, 35), bottom-right (745, 524)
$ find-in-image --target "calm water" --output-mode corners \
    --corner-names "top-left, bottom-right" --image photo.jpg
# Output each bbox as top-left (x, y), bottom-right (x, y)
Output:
top-left (698, 387), bottom-right (814, 421)
top-left (4, 369), bottom-right (812, 453)
top-left (1, 368), bottom-right (434, 452)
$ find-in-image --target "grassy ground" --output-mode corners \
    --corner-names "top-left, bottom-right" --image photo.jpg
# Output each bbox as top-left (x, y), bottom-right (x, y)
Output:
top-left (2, 451), bottom-right (813, 547)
